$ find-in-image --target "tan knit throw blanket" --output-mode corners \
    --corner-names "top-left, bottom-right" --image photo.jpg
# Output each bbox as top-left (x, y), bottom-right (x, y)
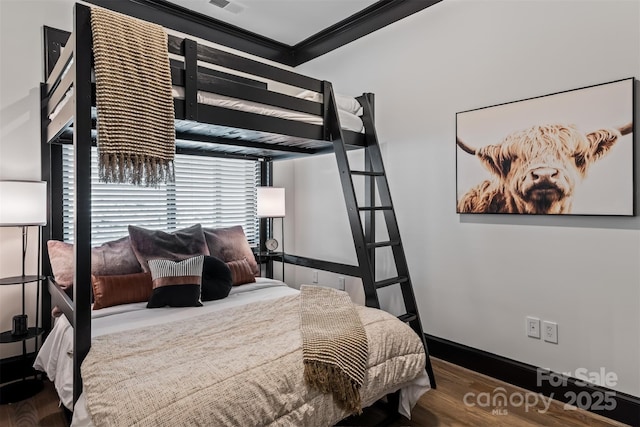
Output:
top-left (300, 285), bottom-right (368, 414)
top-left (90, 7), bottom-right (175, 186)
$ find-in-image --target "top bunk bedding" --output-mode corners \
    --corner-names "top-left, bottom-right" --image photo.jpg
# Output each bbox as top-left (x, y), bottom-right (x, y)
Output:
top-left (48, 84), bottom-right (365, 160)
top-left (44, 20), bottom-right (369, 161)
top-left (50, 86), bottom-right (364, 133)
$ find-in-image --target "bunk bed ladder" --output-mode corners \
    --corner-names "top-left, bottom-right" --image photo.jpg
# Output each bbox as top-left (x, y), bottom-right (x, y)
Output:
top-left (324, 84), bottom-right (436, 388)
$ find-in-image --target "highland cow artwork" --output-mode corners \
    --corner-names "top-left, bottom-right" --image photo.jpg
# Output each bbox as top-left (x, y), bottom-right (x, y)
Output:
top-left (456, 78), bottom-right (634, 216)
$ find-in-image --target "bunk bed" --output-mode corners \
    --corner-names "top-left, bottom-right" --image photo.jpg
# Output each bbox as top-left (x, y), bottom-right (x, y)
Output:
top-left (38, 4), bottom-right (434, 426)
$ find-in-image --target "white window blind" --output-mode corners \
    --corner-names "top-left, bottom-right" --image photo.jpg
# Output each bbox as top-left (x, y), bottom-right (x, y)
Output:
top-left (62, 146), bottom-right (259, 246)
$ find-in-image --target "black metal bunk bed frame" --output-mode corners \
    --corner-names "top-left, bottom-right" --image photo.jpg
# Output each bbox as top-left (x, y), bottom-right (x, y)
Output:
top-left (41, 2), bottom-right (435, 409)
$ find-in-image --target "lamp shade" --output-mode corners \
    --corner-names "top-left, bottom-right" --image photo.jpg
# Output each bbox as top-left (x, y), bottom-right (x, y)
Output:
top-left (257, 187), bottom-right (285, 218)
top-left (0, 181), bottom-right (47, 226)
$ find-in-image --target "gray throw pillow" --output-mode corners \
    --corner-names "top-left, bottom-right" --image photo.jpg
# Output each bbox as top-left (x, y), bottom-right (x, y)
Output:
top-left (203, 225), bottom-right (259, 276)
top-left (128, 224), bottom-right (210, 272)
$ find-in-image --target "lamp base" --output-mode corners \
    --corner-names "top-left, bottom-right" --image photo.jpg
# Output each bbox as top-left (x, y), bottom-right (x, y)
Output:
top-left (11, 314), bottom-right (28, 336)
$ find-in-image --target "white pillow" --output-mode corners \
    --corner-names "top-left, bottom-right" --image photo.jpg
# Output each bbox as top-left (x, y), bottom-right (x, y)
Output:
top-left (338, 110), bottom-right (363, 133)
top-left (296, 90), bottom-right (363, 116)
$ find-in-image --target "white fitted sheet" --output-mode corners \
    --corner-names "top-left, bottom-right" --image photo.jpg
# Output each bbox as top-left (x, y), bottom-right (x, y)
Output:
top-left (171, 86), bottom-right (363, 132)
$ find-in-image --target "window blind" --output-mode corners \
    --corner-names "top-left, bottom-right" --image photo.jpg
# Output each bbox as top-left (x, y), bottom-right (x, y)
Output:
top-left (62, 146), bottom-right (259, 246)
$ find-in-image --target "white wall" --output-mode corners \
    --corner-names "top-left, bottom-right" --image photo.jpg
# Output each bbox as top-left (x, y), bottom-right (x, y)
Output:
top-left (0, 0), bottom-right (75, 358)
top-left (287, 0), bottom-right (640, 396)
top-left (1, 0), bottom-right (638, 398)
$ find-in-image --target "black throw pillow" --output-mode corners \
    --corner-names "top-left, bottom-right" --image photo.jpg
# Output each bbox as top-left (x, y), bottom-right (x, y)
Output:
top-left (201, 256), bottom-right (233, 301)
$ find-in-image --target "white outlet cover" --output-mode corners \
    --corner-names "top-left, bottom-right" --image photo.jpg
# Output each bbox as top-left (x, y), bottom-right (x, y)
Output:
top-left (543, 321), bottom-right (558, 344)
top-left (526, 317), bottom-right (541, 339)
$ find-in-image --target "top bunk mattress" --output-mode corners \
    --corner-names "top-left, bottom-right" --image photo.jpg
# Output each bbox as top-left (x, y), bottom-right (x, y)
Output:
top-left (172, 86), bottom-right (364, 133)
top-left (49, 86), bottom-right (364, 133)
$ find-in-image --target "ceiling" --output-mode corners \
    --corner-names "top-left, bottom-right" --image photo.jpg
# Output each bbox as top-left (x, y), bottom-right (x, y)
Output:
top-left (86, 0), bottom-right (442, 66)
top-left (165, 0), bottom-right (379, 46)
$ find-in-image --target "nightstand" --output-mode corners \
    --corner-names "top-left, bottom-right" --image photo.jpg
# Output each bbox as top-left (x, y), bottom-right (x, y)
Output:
top-left (0, 274), bottom-right (44, 404)
top-left (255, 251), bottom-right (284, 281)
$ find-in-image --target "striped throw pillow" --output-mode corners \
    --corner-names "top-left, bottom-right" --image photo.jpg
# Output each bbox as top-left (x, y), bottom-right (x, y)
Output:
top-left (147, 255), bottom-right (204, 308)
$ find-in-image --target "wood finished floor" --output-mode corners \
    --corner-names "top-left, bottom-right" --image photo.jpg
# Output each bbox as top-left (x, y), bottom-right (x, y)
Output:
top-left (0, 358), bottom-right (630, 426)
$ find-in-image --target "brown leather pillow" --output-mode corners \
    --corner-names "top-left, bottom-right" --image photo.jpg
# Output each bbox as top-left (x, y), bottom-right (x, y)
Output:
top-left (226, 258), bottom-right (257, 286)
top-left (91, 272), bottom-right (153, 310)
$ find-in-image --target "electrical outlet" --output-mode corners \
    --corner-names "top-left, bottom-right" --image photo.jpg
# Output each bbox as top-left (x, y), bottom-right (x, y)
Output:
top-left (312, 270), bottom-right (318, 283)
top-left (526, 317), bottom-right (541, 339)
top-left (338, 277), bottom-right (345, 291)
top-left (543, 321), bottom-right (558, 344)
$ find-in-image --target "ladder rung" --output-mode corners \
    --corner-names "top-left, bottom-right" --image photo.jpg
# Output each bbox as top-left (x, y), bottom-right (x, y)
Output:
top-left (375, 276), bottom-right (408, 289)
top-left (366, 240), bottom-right (400, 249)
top-left (343, 142), bottom-right (364, 149)
top-left (397, 313), bottom-right (417, 323)
top-left (358, 206), bottom-right (392, 211)
top-left (351, 170), bottom-right (384, 176)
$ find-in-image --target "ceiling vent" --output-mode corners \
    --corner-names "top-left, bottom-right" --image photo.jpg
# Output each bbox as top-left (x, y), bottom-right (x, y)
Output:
top-left (209, 0), bottom-right (244, 14)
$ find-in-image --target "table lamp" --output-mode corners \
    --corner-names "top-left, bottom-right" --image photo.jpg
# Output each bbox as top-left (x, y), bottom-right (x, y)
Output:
top-left (0, 181), bottom-right (47, 336)
top-left (257, 187), bottom-right (285, 279)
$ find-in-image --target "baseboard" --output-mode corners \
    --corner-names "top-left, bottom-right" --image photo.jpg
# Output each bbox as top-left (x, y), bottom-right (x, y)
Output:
top-left (0, 353), bottom-right (38, 385)
top-left (425, 334), bottom-right (640, 426)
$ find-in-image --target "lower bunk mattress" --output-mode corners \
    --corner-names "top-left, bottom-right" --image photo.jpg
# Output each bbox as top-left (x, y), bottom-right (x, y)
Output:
top-left (35, 279), bottom-right (430, 426)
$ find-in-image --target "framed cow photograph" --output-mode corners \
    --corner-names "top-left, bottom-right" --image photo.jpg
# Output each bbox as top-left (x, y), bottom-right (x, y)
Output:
top-left (456, 77), bottom-right (635, 216)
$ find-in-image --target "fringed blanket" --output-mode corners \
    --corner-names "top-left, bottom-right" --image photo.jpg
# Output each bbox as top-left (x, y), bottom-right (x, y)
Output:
top-left (300, 285), bottom-right (368, 414)
top-left (90, 7), bottom-right (175, 186)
